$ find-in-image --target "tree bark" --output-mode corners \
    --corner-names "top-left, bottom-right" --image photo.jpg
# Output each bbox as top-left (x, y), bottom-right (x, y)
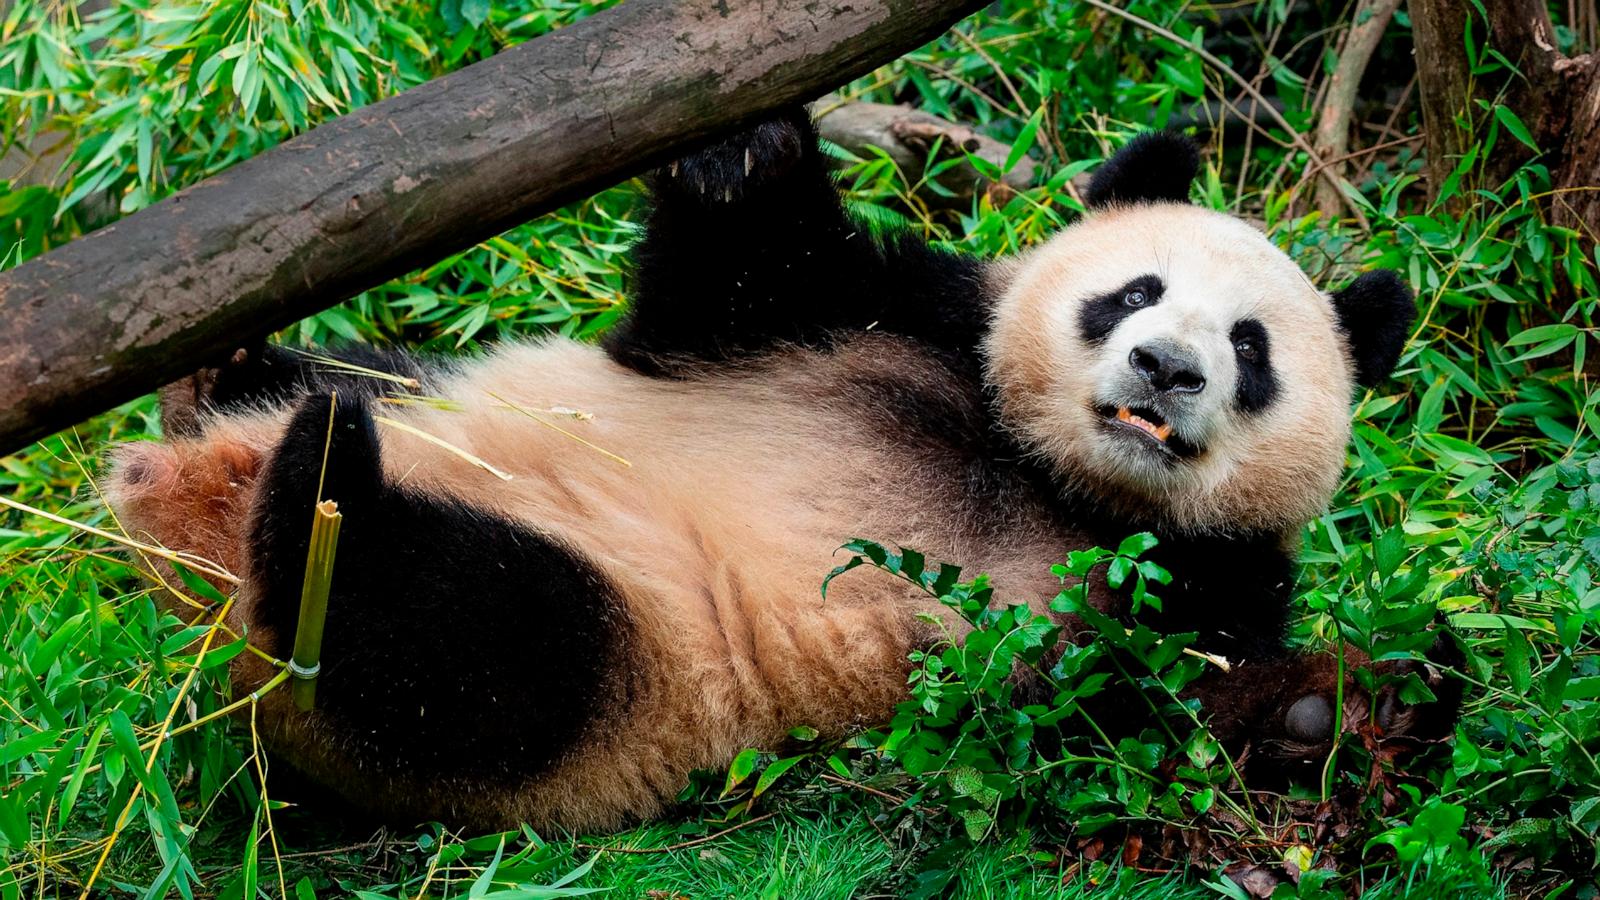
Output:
top-left (1409, 0), bottom-right (1597, 227)
top-left (1408, 0), bottom-right (1474, 199)
top-left (1549, 56), bottom-right (1600, 234)
top-left (0, 0), bottom-right (987, 457)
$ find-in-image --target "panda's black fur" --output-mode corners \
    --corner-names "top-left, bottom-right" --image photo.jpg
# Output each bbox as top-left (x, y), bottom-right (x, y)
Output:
top-left (1329, 268), bottom-right (1418, 387)
top-left (1083, 130), bottom-right (1201, 207)
top-left (109, 110), bottom-right (1459, 831)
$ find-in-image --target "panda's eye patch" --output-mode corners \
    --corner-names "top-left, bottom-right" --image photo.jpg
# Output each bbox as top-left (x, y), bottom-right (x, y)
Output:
top-left (1230, 318), bottom-right (1278, 414)
top-left (1079, 275), bottom-right (1165, 345)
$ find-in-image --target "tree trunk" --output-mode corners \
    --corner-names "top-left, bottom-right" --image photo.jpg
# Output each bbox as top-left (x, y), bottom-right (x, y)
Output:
top-left (0, 0), bottom-right (988, 457)
top-left (1313, 0), bottom-right (1403, 218)
top-left (1549, 58), bottom-right (1600, 234)
top-left (1409, 0), bottom-right (1597, 229)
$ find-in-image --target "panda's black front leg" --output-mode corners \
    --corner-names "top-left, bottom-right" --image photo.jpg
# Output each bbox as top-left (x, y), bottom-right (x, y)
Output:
top-left (605, 108), bottom-right (875, 374)
top-left (1136, 532), bottom-right (1298, 661)
top-left (605, 108), bottom-right (991, 375)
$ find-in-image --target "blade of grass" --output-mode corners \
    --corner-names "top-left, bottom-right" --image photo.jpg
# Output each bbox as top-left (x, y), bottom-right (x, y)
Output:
top-left (486, 390), bottom-right (632, 468)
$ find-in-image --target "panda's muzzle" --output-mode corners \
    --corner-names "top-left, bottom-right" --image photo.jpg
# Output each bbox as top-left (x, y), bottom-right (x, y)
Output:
top-left (1094, 403), bottom-right (1202, 460)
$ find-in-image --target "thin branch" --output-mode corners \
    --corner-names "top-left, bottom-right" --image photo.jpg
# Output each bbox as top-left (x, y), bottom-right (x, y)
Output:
top-left (819, 773), bottom-right (911, 805)
top-left (1291, 132), bottom-right (1425, 196)
top-left (1312, 0), bottom-right (1403, 217)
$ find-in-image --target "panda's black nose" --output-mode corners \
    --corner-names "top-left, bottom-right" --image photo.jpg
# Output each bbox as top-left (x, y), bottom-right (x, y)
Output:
top-left (1130, 343), bottom-right (1206, 394)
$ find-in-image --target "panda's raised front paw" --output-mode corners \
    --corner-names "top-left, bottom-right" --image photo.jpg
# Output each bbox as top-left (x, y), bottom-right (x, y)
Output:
top-left (660, 108), bottom-right (811, 204)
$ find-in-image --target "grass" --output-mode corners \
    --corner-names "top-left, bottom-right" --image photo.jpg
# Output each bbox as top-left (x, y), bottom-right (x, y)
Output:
top-left (4, 0), bottom-right (1600, 896)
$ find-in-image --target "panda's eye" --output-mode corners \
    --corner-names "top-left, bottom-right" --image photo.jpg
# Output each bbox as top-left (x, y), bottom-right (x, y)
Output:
top-left (1235, 339), bottom-right (1259, 363)
top-left (1123, 289), bottom-right (1148, 308)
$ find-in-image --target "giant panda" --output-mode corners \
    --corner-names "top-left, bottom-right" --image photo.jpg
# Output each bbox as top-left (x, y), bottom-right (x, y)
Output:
top-left (105, 110), bottom-right (1457, 832)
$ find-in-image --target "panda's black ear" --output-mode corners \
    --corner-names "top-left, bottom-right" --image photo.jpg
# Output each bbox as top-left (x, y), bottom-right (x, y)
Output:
top-left (1084, 131), bottom-right (1200, 208)
top-left (1331, 270), bottom-right (1415, 388)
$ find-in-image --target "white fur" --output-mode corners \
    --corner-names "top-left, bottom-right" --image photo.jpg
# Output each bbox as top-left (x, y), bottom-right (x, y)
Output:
top-left (985, 202), bottom-right (1357, 534)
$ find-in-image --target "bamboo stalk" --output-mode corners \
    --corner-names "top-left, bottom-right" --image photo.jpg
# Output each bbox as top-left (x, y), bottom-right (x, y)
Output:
top-left (290, 500), bottom-right (342, 711)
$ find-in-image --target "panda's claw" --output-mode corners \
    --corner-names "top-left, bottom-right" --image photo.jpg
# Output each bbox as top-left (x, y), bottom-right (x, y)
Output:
top-left (658, 108), bottom-right (811, 205)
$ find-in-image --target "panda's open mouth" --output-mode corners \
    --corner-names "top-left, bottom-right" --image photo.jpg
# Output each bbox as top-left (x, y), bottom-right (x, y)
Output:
top-left (1096, 405), bottom-right (1200, 459)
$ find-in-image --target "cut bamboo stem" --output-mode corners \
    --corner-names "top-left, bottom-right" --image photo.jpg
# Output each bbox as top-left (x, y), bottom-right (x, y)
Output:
top-left (290, 500), bottom-right (342, 711)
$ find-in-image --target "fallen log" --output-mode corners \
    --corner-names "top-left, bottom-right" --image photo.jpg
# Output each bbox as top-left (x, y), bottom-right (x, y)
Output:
top-left (0, 0), bottom-right (986, 456)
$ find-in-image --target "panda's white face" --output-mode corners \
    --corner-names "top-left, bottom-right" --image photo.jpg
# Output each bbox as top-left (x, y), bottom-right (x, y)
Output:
top-left (984, 203), bottom-right (1357, 535)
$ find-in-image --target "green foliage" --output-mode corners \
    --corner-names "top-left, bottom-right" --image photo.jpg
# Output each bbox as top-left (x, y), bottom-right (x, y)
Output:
top-left (0, 0), bottom-right (631, 344)
top-left (823, 538), bottom-right (1242, 894)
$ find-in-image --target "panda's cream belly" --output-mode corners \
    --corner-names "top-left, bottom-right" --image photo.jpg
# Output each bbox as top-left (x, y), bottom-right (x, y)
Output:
top-left (368, 339), bottom-right (1064, 808)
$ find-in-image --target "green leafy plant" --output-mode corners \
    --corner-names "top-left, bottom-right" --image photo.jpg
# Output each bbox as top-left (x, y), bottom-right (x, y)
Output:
top-left (823, 538), bottom-right (1272, 894)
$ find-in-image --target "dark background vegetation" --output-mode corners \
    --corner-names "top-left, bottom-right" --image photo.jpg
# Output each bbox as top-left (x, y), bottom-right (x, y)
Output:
top-left (2, 0), bottom-right (1600, 896)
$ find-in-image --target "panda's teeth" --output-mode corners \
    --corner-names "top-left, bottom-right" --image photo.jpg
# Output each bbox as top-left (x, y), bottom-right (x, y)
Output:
top-left (1115, 406), bottom-right (1170, 443)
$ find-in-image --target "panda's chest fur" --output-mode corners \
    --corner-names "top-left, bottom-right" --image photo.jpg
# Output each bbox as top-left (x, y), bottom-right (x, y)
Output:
top-left (377, 334), bottom-right (1073, 626)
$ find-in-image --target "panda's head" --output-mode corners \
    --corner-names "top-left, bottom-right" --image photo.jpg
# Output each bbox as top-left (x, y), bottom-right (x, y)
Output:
top-left (984, 132), bottom-right (1414, 536)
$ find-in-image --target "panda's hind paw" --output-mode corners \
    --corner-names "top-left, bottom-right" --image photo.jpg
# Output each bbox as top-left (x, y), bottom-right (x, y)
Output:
top-left (1265, 634), bottom-right (1463, 769)
top-left (1183, 634), bottom-right (1462, 786)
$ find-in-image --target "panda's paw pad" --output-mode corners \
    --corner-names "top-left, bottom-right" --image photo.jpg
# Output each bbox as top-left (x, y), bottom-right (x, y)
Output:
top-left (665, 114), bottom-right (808, 204)
top-left (1275, 645), bottom-right (1460, 755)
